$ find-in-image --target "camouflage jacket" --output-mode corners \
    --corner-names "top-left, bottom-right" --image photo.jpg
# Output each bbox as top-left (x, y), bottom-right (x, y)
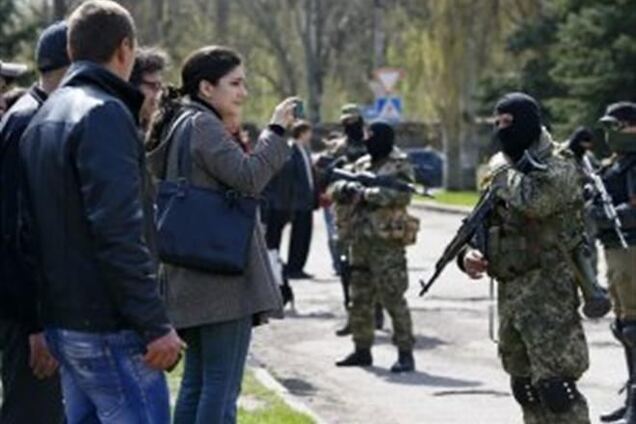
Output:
top-left (330, 148), bottom-right (419, 246)
top-left (316, 136), bottom-right (368, 244)
top-left (483, 129), bottom-right (586, 281)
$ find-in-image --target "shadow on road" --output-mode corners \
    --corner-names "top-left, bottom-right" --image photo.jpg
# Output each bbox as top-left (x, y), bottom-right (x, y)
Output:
top-left (365, 367), bottom-right (483, 389)
top-left (372, 333), bottom-right (447, 351)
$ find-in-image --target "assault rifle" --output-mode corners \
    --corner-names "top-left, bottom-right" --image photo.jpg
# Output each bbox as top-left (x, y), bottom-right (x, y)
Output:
top-left (418, 186), bottom-right (496, 296)
top-left (329, 168), bottom-right (433, 197)
top-left (581, 155), bottom-right (628, 249)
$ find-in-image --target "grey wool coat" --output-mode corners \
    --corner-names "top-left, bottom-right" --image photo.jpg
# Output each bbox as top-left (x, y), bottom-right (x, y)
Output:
top-left (148, 98), bottom-right (290, 329)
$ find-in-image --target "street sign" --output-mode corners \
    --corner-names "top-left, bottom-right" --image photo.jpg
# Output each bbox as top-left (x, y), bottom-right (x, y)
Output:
top-left (373, 67), bottom-right (404, 93)
top-left (375, 96), bottom-right (402, 122)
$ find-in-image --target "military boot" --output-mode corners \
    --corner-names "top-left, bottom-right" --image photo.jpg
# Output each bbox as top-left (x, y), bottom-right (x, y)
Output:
top-left (622, 321), bottom-right (636, 424)
top-left (624, 383), bottom-right (636, 424)
top-left (335, 348), bottom-right (372, 367)
top-left (601, 320), bottom-right (633, 422)
top-left (335, 322), bottom-right (351, 337)
top-left (390, 350), bottom-right (415, 373)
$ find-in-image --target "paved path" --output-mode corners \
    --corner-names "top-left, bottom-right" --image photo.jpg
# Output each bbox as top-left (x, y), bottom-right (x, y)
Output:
top-left (250, 206), bottom-right (624, 424)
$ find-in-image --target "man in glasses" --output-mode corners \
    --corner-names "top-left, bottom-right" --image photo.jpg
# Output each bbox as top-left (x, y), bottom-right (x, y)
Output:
top-left (597, 102), bottom-right (636, 424)
top-left (130, 47), bottom-right (168, 134)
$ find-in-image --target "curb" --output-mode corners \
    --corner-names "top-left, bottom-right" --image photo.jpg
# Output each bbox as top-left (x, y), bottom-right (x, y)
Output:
top-left (411, 200), bottom-right (471, 215)
top-left (247, 361), bottom-right (329, 424)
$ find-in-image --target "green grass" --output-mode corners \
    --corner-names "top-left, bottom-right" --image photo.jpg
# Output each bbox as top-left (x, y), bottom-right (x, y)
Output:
top-left (167, 364), bottom-right (315, 424)
top-left (417, 190), bottom-right (479, 207)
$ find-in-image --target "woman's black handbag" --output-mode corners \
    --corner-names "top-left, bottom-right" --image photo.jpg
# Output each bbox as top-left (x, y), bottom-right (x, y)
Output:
top-left (155, 109), bottom-right (257, 274)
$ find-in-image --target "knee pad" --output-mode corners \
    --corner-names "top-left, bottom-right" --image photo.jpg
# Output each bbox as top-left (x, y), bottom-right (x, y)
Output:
top-left (622, 321), bottom-right (636, 348)
top-left (511, 377), bottom-right (539, 407)
top-left (536, 378), bottom-right (580, 414)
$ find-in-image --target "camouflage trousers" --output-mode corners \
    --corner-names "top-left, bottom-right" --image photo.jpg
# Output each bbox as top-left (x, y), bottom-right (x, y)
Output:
top-left (348, 240), bottom-right (414, 350)
top-left (605, 245), bottom-right (636, 320)
top-left (497, 262), bottom-right (590, 424)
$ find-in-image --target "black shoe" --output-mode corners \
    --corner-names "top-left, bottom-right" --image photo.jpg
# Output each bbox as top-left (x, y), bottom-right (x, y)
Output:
top-left (336, 348), bottom-right (372, 367)
top-left (287, 270), bottom-right (313, 280)
top-left (375, 304), bottom-right (384, 330)
top-left (335, 323), bottom-right (351, 337)
top-left (390, 350), bottom-right (415, 373)
top-left (600, 406), bottom-right (626, 422)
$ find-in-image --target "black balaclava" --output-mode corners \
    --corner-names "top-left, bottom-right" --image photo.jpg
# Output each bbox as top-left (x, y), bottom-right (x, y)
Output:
top-left (343, 117), bottom-right (365, 142)
top-left (493, 92), bottom-right (542, 162)
top-left (567, 126), bottom-right (594, 158)
top-left (366, 122), bottom-right (395, 162)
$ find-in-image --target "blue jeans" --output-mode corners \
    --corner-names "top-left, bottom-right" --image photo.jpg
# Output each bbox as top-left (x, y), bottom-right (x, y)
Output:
top-left (174, 317), bottom-right (252, 424)
top-left (45, 328), bottom-right (170, 424)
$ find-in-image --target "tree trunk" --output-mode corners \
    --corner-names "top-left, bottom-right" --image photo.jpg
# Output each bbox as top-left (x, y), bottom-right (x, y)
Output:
top-left (372, 0), bottom-right (386, 69)
top-left (215, 0), bottom-right (230, 44)
top-left (53, 0), bottom-right (66, 20)
top-left (300, 0), bottom-right (323, 123)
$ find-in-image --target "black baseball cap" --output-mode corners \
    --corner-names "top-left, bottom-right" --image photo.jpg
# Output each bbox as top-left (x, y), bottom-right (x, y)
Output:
top-left (35, 21), bottom-right (70, 73)
top-left (601, 101), bottom-right (636, 127)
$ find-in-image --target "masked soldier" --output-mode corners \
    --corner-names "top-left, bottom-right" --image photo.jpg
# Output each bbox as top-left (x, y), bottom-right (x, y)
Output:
top-left (316, 103), bottom-right (382, 336)
top-left (596, 102), bottom-right (636, 424)
top-left (459, 93), bottom-right (591, 423)
top-left (331, 121), bottom-right (418, 373)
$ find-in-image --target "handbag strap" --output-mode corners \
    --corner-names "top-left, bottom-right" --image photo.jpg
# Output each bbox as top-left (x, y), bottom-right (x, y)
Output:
top-left (162, 107), bottom-right (197, 181)
top-left (167, 107), bottom-right (262, 201)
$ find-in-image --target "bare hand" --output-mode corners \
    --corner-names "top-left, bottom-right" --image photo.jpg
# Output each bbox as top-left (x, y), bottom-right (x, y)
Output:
top-left (29, 332), bottom-right (58, 379)
top-left (270, 97), bottom-right (299, 129)
top-left (143, 328), bottom-right (186, 371)
top-left (463, 249), bottom-right (488, 280)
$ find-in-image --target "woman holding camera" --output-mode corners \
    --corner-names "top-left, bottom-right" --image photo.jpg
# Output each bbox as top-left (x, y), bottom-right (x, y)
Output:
top-left (148, 45), bottom-right (295, 424)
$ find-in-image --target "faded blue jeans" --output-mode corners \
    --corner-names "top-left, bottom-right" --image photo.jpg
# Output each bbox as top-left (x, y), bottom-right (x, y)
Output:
top-left (45, 328), bottom-right (170, 424)
top-left (173, 316), bottom-right (252, 424)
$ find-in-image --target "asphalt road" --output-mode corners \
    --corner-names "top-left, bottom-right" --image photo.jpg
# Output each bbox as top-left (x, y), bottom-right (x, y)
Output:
top-left (250, 206), bottom-right (624, 424)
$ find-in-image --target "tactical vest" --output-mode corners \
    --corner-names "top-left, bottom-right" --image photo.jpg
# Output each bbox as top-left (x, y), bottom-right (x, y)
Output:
top-left (351, 152), bottom-right (420, 246)
top-left (486, 201), bottom-right (584, 281)
top-left (483, 144), bottom-right (586, 281)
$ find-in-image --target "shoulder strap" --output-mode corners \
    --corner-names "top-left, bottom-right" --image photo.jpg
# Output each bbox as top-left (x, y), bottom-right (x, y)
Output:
top-left (162, 108), bottom-right (197, 180)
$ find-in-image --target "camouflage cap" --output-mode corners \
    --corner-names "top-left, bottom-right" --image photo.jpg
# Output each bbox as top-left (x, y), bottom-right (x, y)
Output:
top-left (340, 103), bottom-right (361, 122)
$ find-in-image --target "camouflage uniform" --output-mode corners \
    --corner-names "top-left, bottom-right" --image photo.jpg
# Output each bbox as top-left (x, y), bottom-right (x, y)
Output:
top-left (330, 149), bottom-right (418, 351)
top-left (483, 131), bottom-right (590, 424)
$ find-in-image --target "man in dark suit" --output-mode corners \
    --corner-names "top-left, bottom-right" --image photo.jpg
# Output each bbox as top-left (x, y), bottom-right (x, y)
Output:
top-left (264, 120), bottom-right (316, 279)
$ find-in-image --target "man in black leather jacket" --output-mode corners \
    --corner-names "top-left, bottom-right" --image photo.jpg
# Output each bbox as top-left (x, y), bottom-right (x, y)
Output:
top-left (19, 1), bottom-right (184, 422)
top-left (0, 21), bottom-right (69, 424)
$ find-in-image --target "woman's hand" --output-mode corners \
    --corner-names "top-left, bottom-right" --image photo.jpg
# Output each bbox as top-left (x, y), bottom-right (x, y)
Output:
top-left (270, 97), bottom-right (299, 129)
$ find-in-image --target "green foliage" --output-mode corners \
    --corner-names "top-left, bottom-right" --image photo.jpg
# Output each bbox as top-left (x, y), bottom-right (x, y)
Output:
top-left (478, 0), bottom-right (636, 139)
top-left (0, 0), bottom-right (41, 63)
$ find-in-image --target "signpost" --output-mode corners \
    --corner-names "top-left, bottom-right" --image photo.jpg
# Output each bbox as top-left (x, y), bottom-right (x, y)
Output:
top-left (369, 67), bottom-right (404, 122)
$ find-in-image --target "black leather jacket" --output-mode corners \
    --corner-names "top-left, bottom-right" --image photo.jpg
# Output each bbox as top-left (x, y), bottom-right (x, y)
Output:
top-left (20, 62), bottom-right (170, 342)
top-left (0, 85), bottom-right (47, 329)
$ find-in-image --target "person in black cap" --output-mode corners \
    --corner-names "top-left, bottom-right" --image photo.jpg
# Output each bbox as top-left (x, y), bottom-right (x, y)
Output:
top-left (0, 20), bottom-right (70, 424)
top-left (596, 102), bottom-right (636, 424)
